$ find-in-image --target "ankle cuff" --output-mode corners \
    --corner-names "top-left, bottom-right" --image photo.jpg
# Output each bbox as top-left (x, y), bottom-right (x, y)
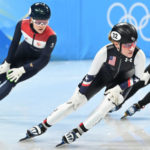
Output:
top-left (79, 122), bottom-right (88, 133)
top-left (43, 119), bottom-right (51, 128)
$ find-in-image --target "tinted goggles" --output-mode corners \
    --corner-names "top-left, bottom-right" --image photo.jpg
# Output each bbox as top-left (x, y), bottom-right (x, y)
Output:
top-left (122, 42), bottom-right (137, 48)
top-left (32, 19), bottom-right (49, 26)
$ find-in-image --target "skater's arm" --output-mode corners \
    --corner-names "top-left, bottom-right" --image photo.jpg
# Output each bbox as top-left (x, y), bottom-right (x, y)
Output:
top-left (6, 21), bottom-right (22, 63)
top-left (88, 46), bottom-right (107, 76)
top-left (79, 46), bottom-right (107, 94)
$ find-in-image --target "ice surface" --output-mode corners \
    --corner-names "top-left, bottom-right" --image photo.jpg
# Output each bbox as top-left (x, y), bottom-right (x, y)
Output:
top-left (0, 60), bottom-right (150, 150)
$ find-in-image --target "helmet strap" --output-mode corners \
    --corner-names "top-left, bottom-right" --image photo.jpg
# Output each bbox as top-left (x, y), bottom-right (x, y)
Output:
top-left (119, 43), bottom-right (122, 53)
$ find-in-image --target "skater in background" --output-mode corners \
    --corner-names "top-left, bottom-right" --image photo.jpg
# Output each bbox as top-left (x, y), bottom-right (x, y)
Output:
top-left (121, 64), bottom-right (150, 118)
top-left (20, 23), bottom-right (146, 146)
top-left (0, 2), bottom-right (56, 100)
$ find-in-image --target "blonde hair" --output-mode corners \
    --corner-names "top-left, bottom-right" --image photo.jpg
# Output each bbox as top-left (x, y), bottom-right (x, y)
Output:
top-left (108, 32), bottom-right (115, 43)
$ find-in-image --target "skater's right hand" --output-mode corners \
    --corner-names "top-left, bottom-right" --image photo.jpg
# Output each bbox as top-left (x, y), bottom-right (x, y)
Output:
top-left (7, 66), bottom-right (26, 83)
top-left (141, 71), bottom-right (150, 85)
top-left (105, 85), bottom-right (123, 96)
top-left (105, 85), bottom-right (124, 105)
top-left (0, 61), bottom-right (10, 74)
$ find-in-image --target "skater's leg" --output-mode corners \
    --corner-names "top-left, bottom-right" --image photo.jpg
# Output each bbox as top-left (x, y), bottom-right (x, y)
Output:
top-left (0, 80), bottom-right (16, 100)
top-left (45, 88), bottom-right (87, 125)
top-left (121, 92), bottom-right (150, 119)
top-left (58, 91), bottom-right (124, 146)
top-left (138, 92), bottom-right (150, 107)
top-left (125, 64), bottom-right (150, 100)
top-left (20, 71), bottom-right (106, 141)
top-left (0, 74), bottom-right (6, 85)
top-left (19, 88), bottom-right (88, 141)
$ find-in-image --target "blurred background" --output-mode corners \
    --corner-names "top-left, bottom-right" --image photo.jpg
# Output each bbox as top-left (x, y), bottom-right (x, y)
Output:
top-left (0, 0), bottom-right (150, 61)
top-left (0, 1), bottom-right (150, 149)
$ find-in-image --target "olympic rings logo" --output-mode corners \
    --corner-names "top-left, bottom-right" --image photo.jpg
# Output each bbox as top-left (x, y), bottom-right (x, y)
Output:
top-left (107, 2), bottom-right (150, 41)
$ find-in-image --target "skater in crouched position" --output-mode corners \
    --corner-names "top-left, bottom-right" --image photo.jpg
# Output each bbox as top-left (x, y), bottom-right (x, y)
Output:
top-left (0, 2), bottom-right (56, 100)
top-left (121, 64), bottom-right (150, 118)
top-left (20, 23), bottom-right (146, 145)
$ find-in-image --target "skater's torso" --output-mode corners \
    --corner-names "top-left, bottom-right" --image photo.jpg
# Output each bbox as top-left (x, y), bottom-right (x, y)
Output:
top-left (6, 19), bottom-right (56, 64)
top-left (6, 19), bottom-right (57, 71)
top-left (79, 43), bottom-right (145, 99)
top-left (105, 44), bottom-right (137, 83)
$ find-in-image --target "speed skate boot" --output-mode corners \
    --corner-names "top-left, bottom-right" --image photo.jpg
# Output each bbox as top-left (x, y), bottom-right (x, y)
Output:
top-left (56, 128), bottom-right (82, 147)
top-left (19, 123), bottom-right (47, 141)
top-left (121, 103), bottom-right (141, 119)
top-left (109, 105), bottom-right (121, 113)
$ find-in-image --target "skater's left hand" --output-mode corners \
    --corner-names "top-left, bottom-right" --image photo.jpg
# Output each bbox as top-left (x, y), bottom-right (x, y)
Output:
top-left (7, 66), bottom-right (25, 83)
top-left (105, 85), bottom-right (124, 105)
top-left (105, 85), bottom-right (122, 95)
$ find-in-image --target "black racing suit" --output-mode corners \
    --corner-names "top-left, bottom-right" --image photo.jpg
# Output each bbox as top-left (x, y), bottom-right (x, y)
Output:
top-left (78, 44), bottom-right (145, 104)
top-left (0, 19), bottom-right (57, 100)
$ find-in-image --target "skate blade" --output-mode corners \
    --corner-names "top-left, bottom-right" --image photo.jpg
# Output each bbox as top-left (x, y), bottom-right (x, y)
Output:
top-left (19, 135), bottom-right (31, 142)
top-left (56, 141), bottom-right (66, 147)
top-left (121, 113), bottom-right (128, 120)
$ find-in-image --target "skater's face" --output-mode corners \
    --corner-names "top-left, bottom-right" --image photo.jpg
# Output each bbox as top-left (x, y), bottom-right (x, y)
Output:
top-left (114, 41), bottom-right (136, 58)
top-left (121, 42), bottom-right (136, 57)
top-left (31, 18), bottom-right (49, 34)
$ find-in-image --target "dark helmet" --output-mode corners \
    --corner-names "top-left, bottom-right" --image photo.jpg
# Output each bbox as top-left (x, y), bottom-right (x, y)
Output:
top-left (29, 2), bottom-right (51, 20)
top-left (109, 22), bottom-right (138, 43)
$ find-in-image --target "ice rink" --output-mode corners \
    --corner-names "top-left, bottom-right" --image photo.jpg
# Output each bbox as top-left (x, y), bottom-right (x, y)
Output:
top-left (0, 60), bottom-right (150, 150)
